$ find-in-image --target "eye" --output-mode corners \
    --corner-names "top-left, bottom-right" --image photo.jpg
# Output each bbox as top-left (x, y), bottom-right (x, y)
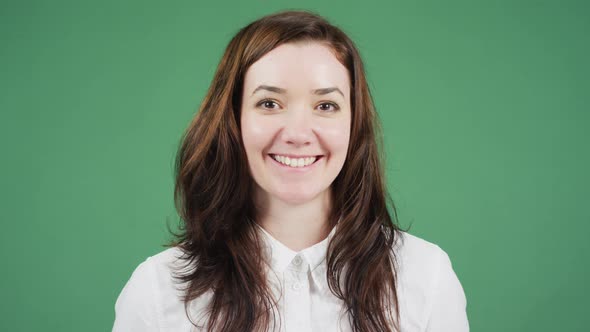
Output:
top-left (317, 102), bottom-right (340, 113)
top-left (256, 99), bottom-right (281, 110)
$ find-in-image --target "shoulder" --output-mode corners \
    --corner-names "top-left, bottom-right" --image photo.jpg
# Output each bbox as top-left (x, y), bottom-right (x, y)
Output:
top-left (120, 246), bottom-right (188, 295)
top-left (394, 231), bottom-right (444, 271)
top-left (393, 231), bottom-right (469, 331)
top-left (113, 247), bottom-right (192, 331)
top-left (145, 246), bottom-right (189, 279)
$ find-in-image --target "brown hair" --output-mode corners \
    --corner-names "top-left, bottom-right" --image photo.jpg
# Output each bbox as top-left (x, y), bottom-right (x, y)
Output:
top-left (169, 9), bottom-right (409, 332)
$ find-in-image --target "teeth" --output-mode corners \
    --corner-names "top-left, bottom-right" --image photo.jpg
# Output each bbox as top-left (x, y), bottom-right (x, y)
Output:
top-left (272, 154), bottom-right (317, 168)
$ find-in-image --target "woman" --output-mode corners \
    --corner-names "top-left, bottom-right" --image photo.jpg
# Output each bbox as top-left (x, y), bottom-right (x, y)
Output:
top-left (113, 10), bottom-right (469, 332)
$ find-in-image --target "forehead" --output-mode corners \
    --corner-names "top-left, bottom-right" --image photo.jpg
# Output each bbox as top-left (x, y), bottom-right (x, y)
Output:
top-left (243, 42), bottom-right (350, 98)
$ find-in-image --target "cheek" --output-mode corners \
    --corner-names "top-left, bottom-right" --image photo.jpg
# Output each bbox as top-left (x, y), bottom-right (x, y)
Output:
top-left (318, 120), bottom-right (351, 154)
top-left (241, 114), bottom-right (274, 155)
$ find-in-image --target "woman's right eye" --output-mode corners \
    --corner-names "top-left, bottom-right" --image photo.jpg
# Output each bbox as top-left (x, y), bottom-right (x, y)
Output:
top-left (257, 99), bottom-right (280, 110)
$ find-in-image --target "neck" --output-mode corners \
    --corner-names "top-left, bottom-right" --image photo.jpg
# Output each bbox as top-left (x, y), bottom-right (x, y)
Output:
top-left (254, 187), bottom-right (332, 251)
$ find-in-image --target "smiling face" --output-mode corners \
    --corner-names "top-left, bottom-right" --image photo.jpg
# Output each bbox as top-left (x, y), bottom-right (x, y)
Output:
top-left (240, 41), bottom-right (351, 206)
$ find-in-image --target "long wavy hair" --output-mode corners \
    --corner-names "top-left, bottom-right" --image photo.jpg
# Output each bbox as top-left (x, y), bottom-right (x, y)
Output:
top-left (169, 9), bottom-right (409, 332)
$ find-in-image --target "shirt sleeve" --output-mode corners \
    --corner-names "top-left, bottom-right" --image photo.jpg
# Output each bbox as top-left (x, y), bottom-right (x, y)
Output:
top-left (424, 248), bottom-right (469, 332)
top-left (112, 257), bottom-right (160, 332)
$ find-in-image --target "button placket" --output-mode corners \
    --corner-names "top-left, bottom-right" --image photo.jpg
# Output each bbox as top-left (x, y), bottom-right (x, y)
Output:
top-left (287, 267), bottom-right (307, 293)
top-left (291, 281), bottom-right (302, 292)
top-left (283, 259), bottom-right (312, 331)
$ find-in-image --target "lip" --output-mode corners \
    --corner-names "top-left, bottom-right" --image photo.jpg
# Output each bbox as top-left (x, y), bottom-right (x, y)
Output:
top-left (268, 153), bottom-right (323, 159)
top-left (267, 154), bottom-right (323, 171)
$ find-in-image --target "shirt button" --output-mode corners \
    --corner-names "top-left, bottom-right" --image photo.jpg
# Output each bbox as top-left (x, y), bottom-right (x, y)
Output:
top-left (292, 255), bottom-right (302, 266)
top-left (292, 282), bottom-right (302, 291)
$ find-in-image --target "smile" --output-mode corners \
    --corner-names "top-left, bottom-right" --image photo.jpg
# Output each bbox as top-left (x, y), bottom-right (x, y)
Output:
top-left (269, 154), bottom-right (322, 168)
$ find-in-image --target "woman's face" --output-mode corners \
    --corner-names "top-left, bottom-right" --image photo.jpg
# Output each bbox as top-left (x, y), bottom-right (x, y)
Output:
top-left (240, 41), bottom-right (351, 206)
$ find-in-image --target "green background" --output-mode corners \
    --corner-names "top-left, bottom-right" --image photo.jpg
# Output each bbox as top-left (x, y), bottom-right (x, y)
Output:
top-left (1, 0), bottom-right (588, 331)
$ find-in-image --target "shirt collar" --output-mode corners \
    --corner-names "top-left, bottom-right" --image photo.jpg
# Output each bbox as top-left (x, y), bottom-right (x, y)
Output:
top-left (255, 222), bottom-right (338, 292)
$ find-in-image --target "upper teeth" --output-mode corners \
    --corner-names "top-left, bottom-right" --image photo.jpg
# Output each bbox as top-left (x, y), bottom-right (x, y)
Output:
top-left (272, 155), bottom-right (317, 167)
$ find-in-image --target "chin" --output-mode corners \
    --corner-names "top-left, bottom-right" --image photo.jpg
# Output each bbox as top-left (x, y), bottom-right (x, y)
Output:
top-left (272, 187), bottom-right (326, 205)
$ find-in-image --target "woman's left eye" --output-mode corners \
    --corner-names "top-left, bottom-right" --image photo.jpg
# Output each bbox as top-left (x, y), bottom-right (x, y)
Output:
top-left (317, 102), bottom-right (340, 112)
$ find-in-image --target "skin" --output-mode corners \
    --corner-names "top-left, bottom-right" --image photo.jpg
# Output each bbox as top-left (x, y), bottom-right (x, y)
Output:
top-left (240, 41), bottom-right (351, 251)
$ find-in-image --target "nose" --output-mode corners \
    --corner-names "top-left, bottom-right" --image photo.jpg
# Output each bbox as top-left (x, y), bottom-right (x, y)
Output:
top-left (280, 106), bottom-right (314, 147)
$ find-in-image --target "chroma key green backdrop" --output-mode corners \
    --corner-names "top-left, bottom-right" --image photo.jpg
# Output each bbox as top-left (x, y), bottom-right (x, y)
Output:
top-left (1, 1), bottom-right (588, 331)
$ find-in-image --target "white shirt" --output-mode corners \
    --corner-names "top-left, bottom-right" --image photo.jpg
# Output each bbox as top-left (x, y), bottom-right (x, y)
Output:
top-left (112, 225), bottom-right (469, 331)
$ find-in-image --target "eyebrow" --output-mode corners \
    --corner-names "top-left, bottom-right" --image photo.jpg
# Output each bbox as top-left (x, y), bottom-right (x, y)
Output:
top-left (251, 85), bottom-right (344, 98)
